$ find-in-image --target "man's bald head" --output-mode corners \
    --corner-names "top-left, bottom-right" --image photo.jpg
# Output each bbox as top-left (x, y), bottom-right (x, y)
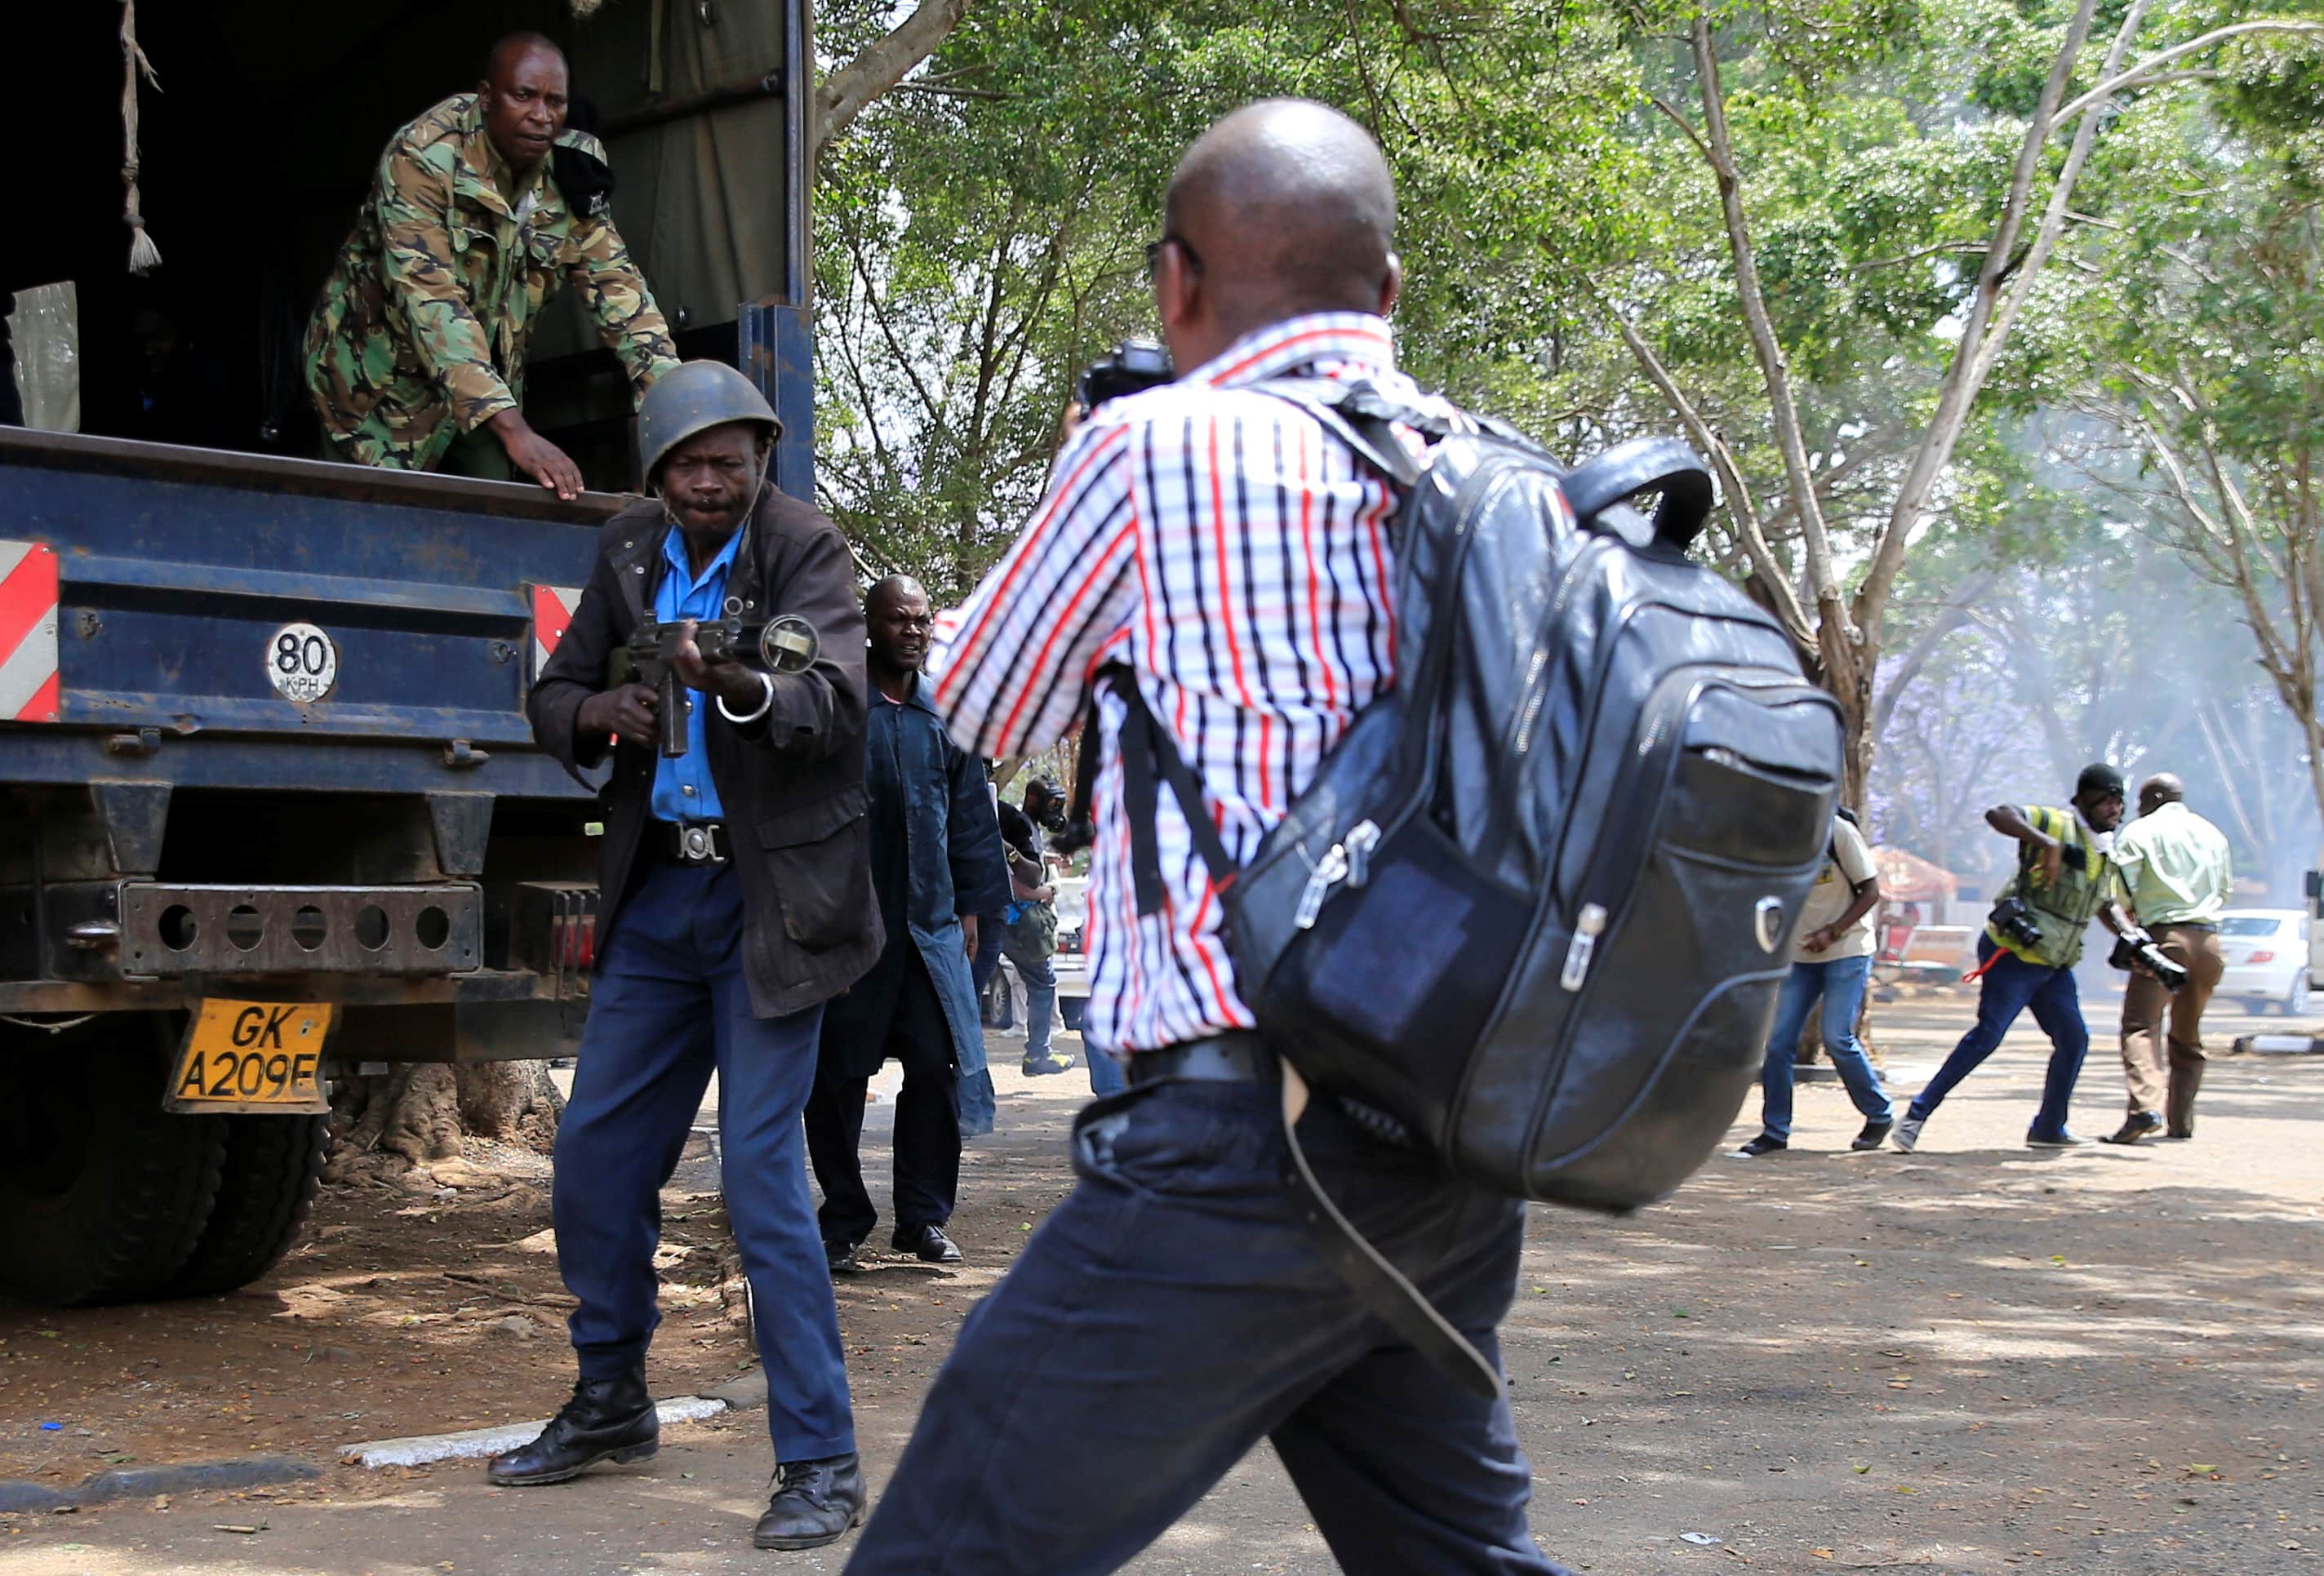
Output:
top-left (2138, 773), bottom-right (2185, 815)
top-left (1158, 100), bottom-right (1399, 354)
top-left (487, 30), bottom-right (564, 85)
top-left (868, 575), bottom-right (926, 618)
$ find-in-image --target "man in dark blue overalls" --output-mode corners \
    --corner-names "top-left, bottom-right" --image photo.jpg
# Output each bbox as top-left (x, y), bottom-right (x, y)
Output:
top-left (806, 575), bottom-right (1008, 1272)
top-left (509, 361), bottom-right (882, 1552)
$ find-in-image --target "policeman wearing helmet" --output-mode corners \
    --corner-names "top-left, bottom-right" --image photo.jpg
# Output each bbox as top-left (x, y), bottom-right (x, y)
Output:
top-left (511, 361), bottom-right (881, 1550)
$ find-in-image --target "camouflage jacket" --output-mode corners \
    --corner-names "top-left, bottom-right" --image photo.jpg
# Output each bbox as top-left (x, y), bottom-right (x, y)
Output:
top-left (305, 94), bottom-right (678, 471)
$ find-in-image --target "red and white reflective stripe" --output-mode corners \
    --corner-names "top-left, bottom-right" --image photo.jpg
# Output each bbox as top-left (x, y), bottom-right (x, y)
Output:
top-left (0, 540), bottom-right (60, 723)
top-left (530, 584), bottom-right (584, 679)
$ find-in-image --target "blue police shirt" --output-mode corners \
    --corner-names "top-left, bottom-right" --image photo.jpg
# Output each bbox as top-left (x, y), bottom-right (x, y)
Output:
top-left (649, 526), bottom-right (744, 824)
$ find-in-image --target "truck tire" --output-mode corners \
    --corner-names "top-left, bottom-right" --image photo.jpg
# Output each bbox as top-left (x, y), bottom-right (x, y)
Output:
top-left (163, 1112), bottom-right (329, 1297)
top-left (0, 1015), bottom-right (227, 1307)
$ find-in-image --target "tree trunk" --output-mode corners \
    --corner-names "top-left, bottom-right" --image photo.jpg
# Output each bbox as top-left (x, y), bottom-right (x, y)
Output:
top-left (324, 1062), bottom-right (564, 1187)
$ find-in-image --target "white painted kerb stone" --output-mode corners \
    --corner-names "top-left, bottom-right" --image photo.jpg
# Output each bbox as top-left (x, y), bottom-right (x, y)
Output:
top-left (343, 1396), bottom-right (727, 1468)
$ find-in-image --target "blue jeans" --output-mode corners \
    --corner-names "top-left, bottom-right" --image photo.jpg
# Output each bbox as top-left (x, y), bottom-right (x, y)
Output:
top-left (970, 908), bottom-right (1006, 996)
top-left (844, 1077), bottom-right (1569, 1575)
top-left (1001, 933), bottom-right (1057, 1062)
top-left (554, 860), bottom-right (854, 1460)
top-left (1084, 1039), bottom-right (1127, 1097)
top-left (1757, 954), bottom-right (1891, 1142)
top-left (1909, 935), bottom-right (2089, 1139)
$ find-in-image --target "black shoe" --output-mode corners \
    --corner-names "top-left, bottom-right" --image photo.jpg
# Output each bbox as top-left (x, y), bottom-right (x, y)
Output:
top-left (1020, 1046), bottom-right (1076, 1076)
top-left (2100, 1112), bottom-right (2164, 1145)
top-left (1734, 1134), bottom-right (1786, 1157)
top-left (893, 1222), bottom-right (963, 1263)
top-left (1851, 1117), bottom-right (1895, 1152)
top-left (753, 1454), bottom-right (866, 1551)
top-left (485, 1373), bottom-right (658, 1486)
top-left (825, 1237), bottom-right (862, 1275)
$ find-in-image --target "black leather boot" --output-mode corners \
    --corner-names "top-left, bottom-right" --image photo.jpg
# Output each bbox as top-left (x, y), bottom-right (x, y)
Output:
top-left (485, 1373), bottom-right (658, 1486)
top-left (753, 1454), bottom-right (865, 1550)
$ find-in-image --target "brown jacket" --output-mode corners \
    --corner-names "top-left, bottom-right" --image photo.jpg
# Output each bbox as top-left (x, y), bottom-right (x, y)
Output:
top-left (528, 491), bottom-right (882, 1016)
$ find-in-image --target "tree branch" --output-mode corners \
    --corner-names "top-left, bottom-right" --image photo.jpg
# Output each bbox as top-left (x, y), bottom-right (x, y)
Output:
top-left (1570, 261), bottom-right (1815, 650)
top-left (1870, 569), bottom-right (1996, 740)
top-left (1688, 16), bottom-right (1852, 680)
top-left (1851, 0), bottom-right (2107, 643)
top-left (1648, 93), bottom-right (1712, 164)
top-left (814, 0), bottom-right (971, 162)
top-left (2054, 20), bottom-right (2324, 124)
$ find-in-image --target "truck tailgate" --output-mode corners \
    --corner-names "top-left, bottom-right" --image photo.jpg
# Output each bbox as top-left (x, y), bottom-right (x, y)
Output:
top-left (0, 430), bottom-right (624, 797)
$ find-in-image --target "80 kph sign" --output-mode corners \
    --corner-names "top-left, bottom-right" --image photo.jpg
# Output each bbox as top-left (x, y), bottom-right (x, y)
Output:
top-left (267, 621), bottom-right (340, 703)
top-left (167, 999), bottom-right (335, 1113)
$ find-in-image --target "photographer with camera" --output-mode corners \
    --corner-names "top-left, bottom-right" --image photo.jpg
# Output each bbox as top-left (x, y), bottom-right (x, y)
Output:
top-left (844, 100), bottom-right (1569, 1574)
top-left (2104, 773), bottom-right (2233, 1143)
top-left (995, 778), bottom-right (1076, 1077)
top-left (1893, 764), bottom-right (2140, 1153)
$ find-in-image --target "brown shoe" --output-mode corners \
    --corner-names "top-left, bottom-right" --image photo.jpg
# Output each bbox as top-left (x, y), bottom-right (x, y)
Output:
top-left (2100, 1112), bottom-right (2163, 1145)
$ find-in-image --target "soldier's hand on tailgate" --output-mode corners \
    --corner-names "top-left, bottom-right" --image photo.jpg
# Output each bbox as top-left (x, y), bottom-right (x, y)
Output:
top-left (488, 409), bottom-right (585, 500)
top-left (579, 683), bottom-right (660, 748)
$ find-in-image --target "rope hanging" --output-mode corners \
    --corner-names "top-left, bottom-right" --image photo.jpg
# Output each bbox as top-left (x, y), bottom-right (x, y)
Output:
top-left (120, 0), bottom-right (162, 275)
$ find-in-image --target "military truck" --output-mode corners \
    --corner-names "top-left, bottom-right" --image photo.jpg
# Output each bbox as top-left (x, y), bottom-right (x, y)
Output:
top-left (1, 0), bottom-right (812, 1305)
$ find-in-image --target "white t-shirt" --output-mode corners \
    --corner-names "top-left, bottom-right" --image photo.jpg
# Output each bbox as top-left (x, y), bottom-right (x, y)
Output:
top-left (1794, 816), bottom-right (1878, 962)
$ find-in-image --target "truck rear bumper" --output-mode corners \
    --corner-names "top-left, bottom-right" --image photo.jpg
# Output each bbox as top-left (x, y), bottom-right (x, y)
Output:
top-left (0, 968), bottom-right (563, 1016)
top-left (115, 882), bottom-right (482, 977)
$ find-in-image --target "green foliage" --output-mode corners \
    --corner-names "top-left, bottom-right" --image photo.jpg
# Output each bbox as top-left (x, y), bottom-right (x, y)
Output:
top-left (813, 0), bottom-right (2324, 831)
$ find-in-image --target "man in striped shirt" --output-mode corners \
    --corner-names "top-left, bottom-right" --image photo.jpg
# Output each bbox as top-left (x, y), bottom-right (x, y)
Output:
top-left (845, 100), bottom-right (1566, 1576)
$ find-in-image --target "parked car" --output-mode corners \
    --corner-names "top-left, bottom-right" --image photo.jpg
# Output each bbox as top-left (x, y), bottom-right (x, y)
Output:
top-left (1053, 877), bottom-right (1091, 1029)
top-left (2214, 908), bottom-right (2313, 1016)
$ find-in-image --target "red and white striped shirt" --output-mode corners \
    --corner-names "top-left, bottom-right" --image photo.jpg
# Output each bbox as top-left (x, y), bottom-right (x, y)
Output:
top-left (930, 313), bottom-right (1455, 1052)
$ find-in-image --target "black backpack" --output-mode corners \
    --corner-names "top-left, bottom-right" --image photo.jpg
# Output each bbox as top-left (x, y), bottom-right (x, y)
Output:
top-left (1089, 380), bottom-right (1844, 1393)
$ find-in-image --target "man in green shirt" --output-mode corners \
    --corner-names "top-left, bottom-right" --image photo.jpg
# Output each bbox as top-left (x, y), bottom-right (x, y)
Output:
top-left (1893, 763), bottom-right (2137, 1152)
top-left (305, 33), bottom-right (678, 495)
top-left (2104, 774), bottom-right (2233, 1143)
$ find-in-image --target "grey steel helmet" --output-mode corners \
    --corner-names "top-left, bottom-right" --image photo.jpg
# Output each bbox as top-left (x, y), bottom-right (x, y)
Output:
top-left (636, 360), bottom-right (783, 486)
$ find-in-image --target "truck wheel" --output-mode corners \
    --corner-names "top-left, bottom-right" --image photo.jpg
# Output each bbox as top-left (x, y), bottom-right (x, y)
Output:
top-left (163, 1112), bottom-right (329, 1297)
top-left (0, 1015), bottom-right (227, 1306)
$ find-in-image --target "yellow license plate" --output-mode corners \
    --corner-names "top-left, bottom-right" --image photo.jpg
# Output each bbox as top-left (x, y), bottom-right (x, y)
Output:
top-left (166, 1001), bottom-right (335, 1113)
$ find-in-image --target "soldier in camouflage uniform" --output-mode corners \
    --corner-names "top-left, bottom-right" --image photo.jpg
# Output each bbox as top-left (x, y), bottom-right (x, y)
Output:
top-left (305, 33), bottom-right (678, 497)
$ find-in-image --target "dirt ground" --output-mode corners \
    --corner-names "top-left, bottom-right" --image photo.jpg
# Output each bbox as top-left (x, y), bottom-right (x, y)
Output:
top-left (1, 990), bottom-right (2319, 1574)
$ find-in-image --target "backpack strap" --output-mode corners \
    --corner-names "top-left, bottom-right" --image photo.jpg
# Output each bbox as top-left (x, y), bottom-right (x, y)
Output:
top-left (1249, 376), bottom-right (1441, 489)
top-left (1091, 667), bottom-right (1506, 1403)
top-left (1106, 667), bottom-right (1239, 912)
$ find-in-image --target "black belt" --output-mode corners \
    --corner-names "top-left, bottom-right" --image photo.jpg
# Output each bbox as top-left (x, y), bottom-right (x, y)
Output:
top-left (2151, 920), bottom-right (2216, 932)
top-left (1126, 1032), bottom-right (1277, 1085)
top-left (655, 820), bottom-right (731, 865)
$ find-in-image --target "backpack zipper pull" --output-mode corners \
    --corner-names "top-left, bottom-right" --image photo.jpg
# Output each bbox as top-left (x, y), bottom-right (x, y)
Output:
top-left (1559, 903), bottom-right (1608, 992)
top-left (1295, 844), bottom-right (1351, 930)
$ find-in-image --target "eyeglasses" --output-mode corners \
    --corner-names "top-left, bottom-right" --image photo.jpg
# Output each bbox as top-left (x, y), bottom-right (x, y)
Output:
top-left (1144, 234), bottom-right (1204, 280)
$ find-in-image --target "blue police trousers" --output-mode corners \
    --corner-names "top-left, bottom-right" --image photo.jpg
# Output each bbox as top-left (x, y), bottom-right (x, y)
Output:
top-left (553, 859), bottom-right (855, 1461)
top-left (1908, 935), bottom-right (2090, 1142)
top-left (845, 1076), bottom-right (1570, 1575)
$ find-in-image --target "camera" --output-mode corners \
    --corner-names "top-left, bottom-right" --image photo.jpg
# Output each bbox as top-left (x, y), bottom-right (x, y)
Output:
top-left (1077, 340), bottom-right (1175, 413)
top-left (1051, 815), bottom-right (1098, 859)
top-left (2109, 930), bottom-right (2191, 993)
top-left (1989, 896), bottom-right (2043, 952)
